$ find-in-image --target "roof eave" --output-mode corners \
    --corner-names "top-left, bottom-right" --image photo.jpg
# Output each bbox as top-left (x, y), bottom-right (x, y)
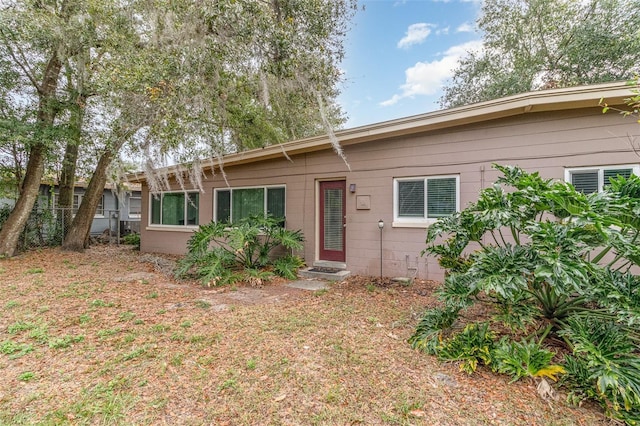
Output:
top-left (127, 81), bottom-right (633, 183)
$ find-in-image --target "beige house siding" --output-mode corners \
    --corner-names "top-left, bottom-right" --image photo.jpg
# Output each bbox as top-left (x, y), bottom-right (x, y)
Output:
top-left (140, 106), bottom-right (640, 281)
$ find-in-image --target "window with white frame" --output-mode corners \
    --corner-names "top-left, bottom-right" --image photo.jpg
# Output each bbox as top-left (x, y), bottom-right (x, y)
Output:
top-left (128, 196), bottom-right (141, 218)
top-left (393, 175), bottom-right (459, 226)
top-left (565, 165), bottom-right (639, 194)
top-left (150, 191), bottom-right (199, 226)
top-left (52, 193), bottom-right (104, 217)
top-left (215, 185), bottom-right (285, 224)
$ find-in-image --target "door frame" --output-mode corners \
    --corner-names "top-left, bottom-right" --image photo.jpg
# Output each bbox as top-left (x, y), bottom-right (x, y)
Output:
top-left (316, 179), bottom-right (346, 263)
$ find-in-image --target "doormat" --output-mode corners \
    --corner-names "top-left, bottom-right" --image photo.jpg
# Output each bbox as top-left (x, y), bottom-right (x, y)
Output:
top-left (307, 267), bottom-right (342, 274)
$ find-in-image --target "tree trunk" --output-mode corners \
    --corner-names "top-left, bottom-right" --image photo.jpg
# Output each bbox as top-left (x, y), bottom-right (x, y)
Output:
top-left (58, 96), bottom-right (84, 238)
top-left (0, 53), bottom-right (62, 257)
top-left (62, 139), bottom-right (123, 251)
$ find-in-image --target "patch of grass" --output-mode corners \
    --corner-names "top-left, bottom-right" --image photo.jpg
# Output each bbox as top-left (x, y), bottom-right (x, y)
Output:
top-left (118, 311), bottom-right (136, 322)
top-left (26, 267), bottom-right (44, 274)
top-left (1, 340), bottom-right (34, 359)
top-left (314, 288), bottom-right (329, 296)
top-left (79, 313), bottom-right (92, 325)
top-left (170, 332), bottom-right (186, 342)
top-left (50, 377), bottom-right (135, 424)
top-left (170, 354), bottom-right (183, 366)
top-left (156, 309), bottom-right (167, 314)
top-left (49, 335), bottom-right (85, 349)
top-left (195, 300), bottom-right (211, 309)
top-left (189, 334), bottom-right (206, 344)
top-left (148, 397), bottom-right (168, 409)
top-left (97, 328), bottom-right (121, 339)
top-left (28, 326), bottom-right (50, 344)
top-left (219, 378), bottom-right (238, 391)
top-left (246, 358), bottom-right (257, 370)
top-left (7, 320), bottom-right (38, 334)
top-left (121, 346), bottom-right (147, 361)
top-left (122, 333), bottom-right (137, 344)
top-left (324, 385), bottom-right (343, 404)
top-left (151, 324), bottom-right (170, 333)
top-left (145, 291), bottom-right (158, 299)
top-left (63, 259), bottom-right (77, 270)
top-left (91, 299), bottom-right (115, 308)
top-left (5, 300), bottom-right (19, 309)
top-left (366, 283), bottom-right (376, 292)
top-left (18, 371), bottom-right (35, 382)
top-left (180, 320), bottom-right (192, 328)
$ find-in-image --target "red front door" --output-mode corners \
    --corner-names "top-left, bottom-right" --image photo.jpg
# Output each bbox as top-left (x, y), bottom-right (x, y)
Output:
top-left (319, 180), bottom-right (346, 262)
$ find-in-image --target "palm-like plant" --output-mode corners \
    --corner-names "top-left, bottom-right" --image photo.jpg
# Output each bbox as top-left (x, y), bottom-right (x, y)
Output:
top-left (411, 164), bottom-right (640, 422)
top-left (176, 215), bottom-right (304, 286)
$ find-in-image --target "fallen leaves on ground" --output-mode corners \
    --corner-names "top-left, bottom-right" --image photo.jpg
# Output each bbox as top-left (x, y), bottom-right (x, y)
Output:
top-left (0, 245), bottom-right (608, 425)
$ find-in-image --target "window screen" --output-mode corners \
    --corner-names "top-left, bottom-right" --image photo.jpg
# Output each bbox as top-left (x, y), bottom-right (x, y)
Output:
top-left (398, 180), bottom-right (425, 217)
top-left (427, 177), bottom-right (457, 218)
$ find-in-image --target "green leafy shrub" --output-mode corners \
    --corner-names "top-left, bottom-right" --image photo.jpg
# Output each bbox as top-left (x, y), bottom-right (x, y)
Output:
top-left (436, 322), bottom-right (496, 374)
top-left (410, 164), bottom-right (640, 422)
top-left (176, 215), bottom-right (304, 286)
top-left (122, 232), bottom-right (140, 249)
top-left (493, 338), bottom-right (564, 383)
top-left (560, 317), bottom-right (640, 423)
top-left (272, 255), bottom-right (306, 280)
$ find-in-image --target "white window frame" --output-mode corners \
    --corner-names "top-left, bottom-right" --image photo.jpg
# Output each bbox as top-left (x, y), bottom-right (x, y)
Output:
top-left (148, 190), bottom-right (200, 229)
top-left (214, 184), bottom-right (286, 224)
top-left (393, 175), bottom-right (460, 228)
top-left (564, 165), bottom-right (640, 193)
top-left (52, 193), bottom-right (105, 218)
top-left (128, 196), bottom-right (141, 219)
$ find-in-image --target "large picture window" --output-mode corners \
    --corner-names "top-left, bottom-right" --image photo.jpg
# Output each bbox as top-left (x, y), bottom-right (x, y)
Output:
top-left (215, 185), bottom-right (285, 224)
top-left (150, 191), bottom-right (199, 226)
top-left (393, 175), bottom-right (459, 226)
top-left (565, 165), bottom-right (639, 194)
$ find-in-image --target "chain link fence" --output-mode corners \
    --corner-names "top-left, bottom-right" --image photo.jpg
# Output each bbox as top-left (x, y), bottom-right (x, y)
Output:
top-left (0, 205), bottom-right (124, 252)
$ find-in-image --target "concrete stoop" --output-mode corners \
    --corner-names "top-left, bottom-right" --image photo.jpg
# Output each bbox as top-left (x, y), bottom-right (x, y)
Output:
top-left (298, 260), bottom-right (351, 281)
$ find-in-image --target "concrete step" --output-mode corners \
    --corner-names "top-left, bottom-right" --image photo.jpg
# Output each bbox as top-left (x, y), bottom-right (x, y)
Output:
top-left (298, 267), bottom-right (351, 281)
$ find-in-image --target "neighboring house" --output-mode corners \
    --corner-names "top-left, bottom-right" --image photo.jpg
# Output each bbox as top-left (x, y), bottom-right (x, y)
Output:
top-left (129, 82), bottom-right (640, 281)
top-left (38, 182), bottom-right (142, 236)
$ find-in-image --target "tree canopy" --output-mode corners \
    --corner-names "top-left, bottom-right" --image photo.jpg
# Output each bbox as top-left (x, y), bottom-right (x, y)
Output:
top-left (0, 0), bottom-right (358, 255)
top-left (441, 0), bottom-right (640, 108)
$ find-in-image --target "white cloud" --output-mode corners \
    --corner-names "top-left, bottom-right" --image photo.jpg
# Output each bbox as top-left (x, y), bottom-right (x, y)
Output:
top-left (456, 22), bottom-right (474, 33)
top-left (380, 40), bottom-right (483, 106)
top-left (397, 23), bottom-right (435, 49)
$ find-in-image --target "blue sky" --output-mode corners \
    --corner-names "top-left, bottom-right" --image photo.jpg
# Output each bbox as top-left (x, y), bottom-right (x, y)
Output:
top-left (338, 0), bottom-right (483, 128)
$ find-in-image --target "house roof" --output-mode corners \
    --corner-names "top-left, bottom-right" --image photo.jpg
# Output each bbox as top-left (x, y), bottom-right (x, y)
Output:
top-left (127, 81), bottom-right (635, 183)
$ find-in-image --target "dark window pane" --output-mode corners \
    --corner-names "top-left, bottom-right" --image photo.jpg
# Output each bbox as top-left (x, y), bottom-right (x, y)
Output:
top-left (162, 193), bottom-right (185, 225)
top-left (604, 168), bottom-right (632, 187)
top-left (398, 180), bottom-right (424, 217)
top-left (232, 188), bottom-right (264, 222)
top-left (571, 172), bottom-right (598, 194)
top-left (216, 190), bottom-right (231, 223)
top-left (186, 192), bottom-right (199, 225)
top-left (427, 178), bottom-right (457, 218)
top-left (151, 195), bottom-right (161, 224)
top-left (267, 187), bottom-right (285, 221)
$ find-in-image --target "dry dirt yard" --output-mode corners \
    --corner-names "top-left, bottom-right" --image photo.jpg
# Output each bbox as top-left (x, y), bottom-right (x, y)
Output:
top-left (0, 245), bottom-right (610, 425)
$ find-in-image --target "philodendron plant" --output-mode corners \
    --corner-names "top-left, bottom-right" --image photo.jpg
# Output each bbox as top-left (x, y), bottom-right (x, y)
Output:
top-left (410, 164), bottom-right (640, 424)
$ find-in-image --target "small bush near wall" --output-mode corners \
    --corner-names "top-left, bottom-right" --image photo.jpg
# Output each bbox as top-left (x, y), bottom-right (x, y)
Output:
top-left (175, 215), bottom-right (304, 286)
top-left (122, 233), bottom-right (140, 250)
top-left (410, 164), bottom-right (640, 424)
